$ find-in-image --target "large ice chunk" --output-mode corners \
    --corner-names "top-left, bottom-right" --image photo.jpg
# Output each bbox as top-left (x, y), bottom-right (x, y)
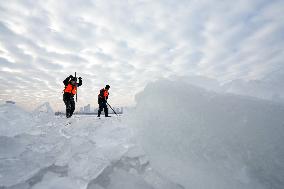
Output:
top-left (0, 104), bottom-right (34, 137)
top-left (130, 79), bottom-right (284, 189)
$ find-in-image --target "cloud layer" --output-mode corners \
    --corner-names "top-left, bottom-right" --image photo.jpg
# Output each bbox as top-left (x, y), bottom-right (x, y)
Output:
top-left (0, 0), bottom-right (283, 110)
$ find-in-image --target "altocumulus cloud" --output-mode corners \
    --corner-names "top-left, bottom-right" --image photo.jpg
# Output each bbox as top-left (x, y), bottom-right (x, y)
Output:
top-left (0, 0), bottom-right (283, 110)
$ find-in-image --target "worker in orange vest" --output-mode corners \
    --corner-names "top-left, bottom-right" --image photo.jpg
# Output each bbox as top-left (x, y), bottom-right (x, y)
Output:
top-left (63, 75), bottom-right (82, 118)
top-left (97, 85), bottom-right (110, 117)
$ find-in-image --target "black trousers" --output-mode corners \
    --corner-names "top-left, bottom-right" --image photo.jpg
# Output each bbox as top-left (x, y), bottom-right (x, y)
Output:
top-left (63, 93), bottom-right (75, 118)
top-left (98, 101), bottom-right (108, 117)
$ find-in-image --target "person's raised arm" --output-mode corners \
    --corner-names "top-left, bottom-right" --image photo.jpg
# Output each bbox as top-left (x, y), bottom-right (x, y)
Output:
top-left (63, 75), bottom-right (72, 86)
top-left (77, 77), bottom-right (82, 87)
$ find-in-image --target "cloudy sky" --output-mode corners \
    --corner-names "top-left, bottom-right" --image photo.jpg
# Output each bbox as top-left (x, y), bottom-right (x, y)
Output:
top-left (0, 0), bottom-right (283, 111)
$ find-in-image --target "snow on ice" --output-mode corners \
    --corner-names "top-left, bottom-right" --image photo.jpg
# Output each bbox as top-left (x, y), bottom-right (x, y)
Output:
top-left (0, 102), bottom-right (181, 189)
top-left (1, 79), bottom-right (284, 189)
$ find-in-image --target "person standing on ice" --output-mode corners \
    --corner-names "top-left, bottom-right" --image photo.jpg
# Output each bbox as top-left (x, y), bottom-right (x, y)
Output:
top-left (63, 75), bottom-right (82, 118)
top-left (97, 85), bottom-right (111, 117)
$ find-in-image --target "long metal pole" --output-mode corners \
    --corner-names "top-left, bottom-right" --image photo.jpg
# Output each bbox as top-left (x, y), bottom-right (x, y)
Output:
top-left (75, 72), bottom-right (77, 102)
top-left (106, 102), bottom-right (118, 116)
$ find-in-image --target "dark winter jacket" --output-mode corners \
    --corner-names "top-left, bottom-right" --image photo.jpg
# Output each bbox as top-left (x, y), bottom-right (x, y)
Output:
top-left (63, 76), bottom-right (82, 100)
top-left (98, 88), bottom-right (109, 104)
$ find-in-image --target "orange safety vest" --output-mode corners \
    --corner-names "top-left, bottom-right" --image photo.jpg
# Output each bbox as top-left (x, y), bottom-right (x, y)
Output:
top-left (98, 89), bottom-right (109, 98)
top-left (64, 84), bottom-right (77, 95)
top-left (104, 90), bottom-right (109, 97)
